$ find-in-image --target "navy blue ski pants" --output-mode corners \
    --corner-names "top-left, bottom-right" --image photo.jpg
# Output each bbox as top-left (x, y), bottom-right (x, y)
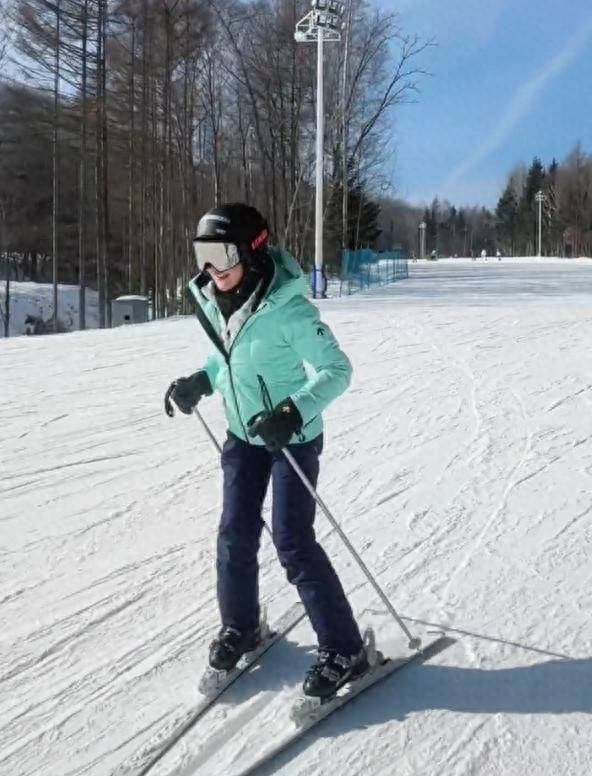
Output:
top-left (217, 433), bottom-right (362, 655)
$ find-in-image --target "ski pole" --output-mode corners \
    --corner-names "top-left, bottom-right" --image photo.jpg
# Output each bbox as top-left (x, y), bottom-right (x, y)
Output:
top-left (193, 405), bottom-right (222, 454)
top-left (281, 446), bottom-right (421, 651)
top-left (255, 375), bottom-right (421, 651)
top-left (192, 406), bottom-right (274, 541)
top-left (164, 383), bottom-right (223, 456)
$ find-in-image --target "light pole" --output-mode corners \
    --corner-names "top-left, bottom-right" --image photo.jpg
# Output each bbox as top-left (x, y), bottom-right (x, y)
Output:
top-left (418, 221), bottom-right (426, 260)
top-left (295, 1), bottom-right (345, 298)
top-left (535, 190), bottom-right (545, 257)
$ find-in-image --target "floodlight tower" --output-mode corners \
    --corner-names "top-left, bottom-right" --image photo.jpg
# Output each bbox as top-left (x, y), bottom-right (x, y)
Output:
top-left (535, 189), bottom-right (546, 257)
top-left (295, 1), bottom-right (346, 298)
top-left (418, 221), bottom-right (426, 260)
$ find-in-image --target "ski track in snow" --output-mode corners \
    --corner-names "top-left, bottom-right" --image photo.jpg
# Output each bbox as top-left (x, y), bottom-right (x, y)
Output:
top-left (1, 260), bottom-right (592, 776)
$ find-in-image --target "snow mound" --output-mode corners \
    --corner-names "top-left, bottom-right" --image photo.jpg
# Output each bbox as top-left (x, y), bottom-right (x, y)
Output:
top-left (0, 282), bottom-right (100, 337)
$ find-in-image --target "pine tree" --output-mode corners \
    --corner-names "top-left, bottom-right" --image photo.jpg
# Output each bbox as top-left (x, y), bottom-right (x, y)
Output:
top-left (517, 157), bottom-right (546, 253)
top-left (428, 197), bottom-right (439, 254)
top-left (457, 209), bottom-right (469, 256)
top-left (495, 183), bottom-right (518, 255)
top-left (446, 205), bottom-right (457, 256)
top-left (327, 164), bottom-right (381, 267)
top-left (545, 159), bottom-right (562, 255)
top-left (350, 181), bottom-right (381, 249)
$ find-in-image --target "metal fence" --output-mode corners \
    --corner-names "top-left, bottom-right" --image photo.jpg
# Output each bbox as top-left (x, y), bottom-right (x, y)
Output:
top-left (338, 249), bottom-right (408, 295)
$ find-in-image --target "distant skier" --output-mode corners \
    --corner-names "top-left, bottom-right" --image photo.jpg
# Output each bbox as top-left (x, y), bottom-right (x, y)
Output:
top-left (309, 265), bottom-right (328, 298)
top-left (165, 203), bottom-right (367, 698)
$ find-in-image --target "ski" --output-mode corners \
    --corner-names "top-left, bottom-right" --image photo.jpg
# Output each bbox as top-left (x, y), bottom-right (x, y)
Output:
top-left (234, 633), bottom-right (452, 776)
top-left (122, 601), bottom-right (305, 776)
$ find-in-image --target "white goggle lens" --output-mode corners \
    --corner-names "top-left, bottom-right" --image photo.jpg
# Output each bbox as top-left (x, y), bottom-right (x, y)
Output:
top-left (193, 242), bottom-right (241, 272)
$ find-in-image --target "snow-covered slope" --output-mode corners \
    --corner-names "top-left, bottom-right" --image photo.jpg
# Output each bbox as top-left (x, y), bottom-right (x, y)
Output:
top-left (1, 260), bottom-right (591, 776)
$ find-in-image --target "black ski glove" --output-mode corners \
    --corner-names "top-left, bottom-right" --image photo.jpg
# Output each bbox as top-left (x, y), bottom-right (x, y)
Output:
top-left (164, 370), bottom-right (213, 417)
top-left (247, 398), bottom-right (303, 452)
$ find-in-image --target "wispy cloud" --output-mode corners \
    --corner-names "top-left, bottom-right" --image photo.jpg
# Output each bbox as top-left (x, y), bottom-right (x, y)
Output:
top-left (403, 172), bottom-right (507, 209)
top-left (390, 0), bottom-right (511, 44)
top-left (442, 12), bottom-right (592, 190)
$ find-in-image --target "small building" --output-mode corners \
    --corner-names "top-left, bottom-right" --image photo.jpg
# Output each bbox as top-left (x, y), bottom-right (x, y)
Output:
top-left (112, 295), bottom-right (149, 327)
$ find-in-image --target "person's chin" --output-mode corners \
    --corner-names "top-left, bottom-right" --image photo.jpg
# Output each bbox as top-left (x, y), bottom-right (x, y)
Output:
top-left (217, 278), bottom-right (238, 292)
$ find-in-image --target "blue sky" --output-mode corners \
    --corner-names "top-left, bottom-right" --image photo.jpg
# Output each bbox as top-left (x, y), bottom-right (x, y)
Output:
top-left (375, 0), bottom-right (592, 208)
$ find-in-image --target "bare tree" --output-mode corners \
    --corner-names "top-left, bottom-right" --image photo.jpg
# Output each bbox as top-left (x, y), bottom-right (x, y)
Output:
top-left (52, 0), bottom-right (61, 331)
top-left (560, 146), bottom-right (592, 257)
top-left (0, 192), bottom-right (10, 337)
top-left (2, 0), bottom-right (442, 321)
top-left (0, 3), bottom-right (12, 336)
top-left (95, 0), bottom-right (107, 326)
top-left (78, 0), bottom-right (90, 328)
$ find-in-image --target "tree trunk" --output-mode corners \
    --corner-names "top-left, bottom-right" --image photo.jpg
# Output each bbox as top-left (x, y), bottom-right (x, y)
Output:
top-left (140, 0), bottom-right (149, 297)
top-left (95, 0), bottom-right (105, 327)
top-left (102, 0), bottom-right (111, 327)
top-left (128, 18), bottom-right (136, 294)
top-left (151, 48), bottom-right (158, 319)
top-left (3, 274), bottom-right (8, 338)
top-left (52, 0), bottom-right (61, 332)
top-left (1, 210), bottom-right (9, 336)
top-left (341, 0), bottom-right (352, 256)
top-left (78, 0), bottom-right (88, 330)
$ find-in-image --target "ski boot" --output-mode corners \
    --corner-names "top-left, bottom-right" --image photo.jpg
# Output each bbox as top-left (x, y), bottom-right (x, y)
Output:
top-left (208, 625), bottom-right (262, 672)
top-left (302, 645), bottom-right (369, 699)
top-left (290, 629), bottom-right (380, 724)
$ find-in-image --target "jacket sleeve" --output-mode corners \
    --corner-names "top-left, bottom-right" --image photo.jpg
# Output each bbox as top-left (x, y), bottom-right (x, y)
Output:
top-left (201, 352), bottom-right (223, 390)
top-left (281, 297), bottom-right (352, 425)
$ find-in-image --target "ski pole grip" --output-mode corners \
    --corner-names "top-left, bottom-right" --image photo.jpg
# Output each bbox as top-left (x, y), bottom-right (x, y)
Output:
top-left (164, 382), bottom-right (176, 417)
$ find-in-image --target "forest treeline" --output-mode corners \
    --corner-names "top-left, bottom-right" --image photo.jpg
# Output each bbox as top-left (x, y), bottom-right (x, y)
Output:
top-left (0, 0), bottom-right (429, 325)
top-left (0, 1), bottom-right (590, 330)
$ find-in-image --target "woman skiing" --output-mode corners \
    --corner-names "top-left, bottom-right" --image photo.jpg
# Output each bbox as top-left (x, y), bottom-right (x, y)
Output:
top-left (165, 203), bottom-right (366, 698)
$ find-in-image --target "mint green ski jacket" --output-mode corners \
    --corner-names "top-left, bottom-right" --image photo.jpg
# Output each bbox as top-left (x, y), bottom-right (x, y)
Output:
top-left (188, 247), bottom-right (352, 445)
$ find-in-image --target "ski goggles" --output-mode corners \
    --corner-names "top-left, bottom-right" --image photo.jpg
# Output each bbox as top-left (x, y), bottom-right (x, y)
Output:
top-left (192, 241), bottom-right (243, 273)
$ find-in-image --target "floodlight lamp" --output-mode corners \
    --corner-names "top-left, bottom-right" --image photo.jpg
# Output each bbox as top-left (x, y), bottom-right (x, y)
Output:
top-left (328, 1), bottom-right (345, 15)
top-left (296, 5), bottom-right (343, 41)
top-left (311, 0), bottom-right (328, 10)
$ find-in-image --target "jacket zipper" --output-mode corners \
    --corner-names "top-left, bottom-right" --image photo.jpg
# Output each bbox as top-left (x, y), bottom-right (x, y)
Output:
top-left (194, 276), bottom-right (275, 442)
top-left (225, 303), bottom-right (269, 441)
top-left (228, 362), bottom-right (250, 441)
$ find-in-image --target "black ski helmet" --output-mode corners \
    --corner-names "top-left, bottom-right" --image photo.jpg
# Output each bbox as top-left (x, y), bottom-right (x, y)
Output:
top-left (194, 203), bottom-right (270, 263)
